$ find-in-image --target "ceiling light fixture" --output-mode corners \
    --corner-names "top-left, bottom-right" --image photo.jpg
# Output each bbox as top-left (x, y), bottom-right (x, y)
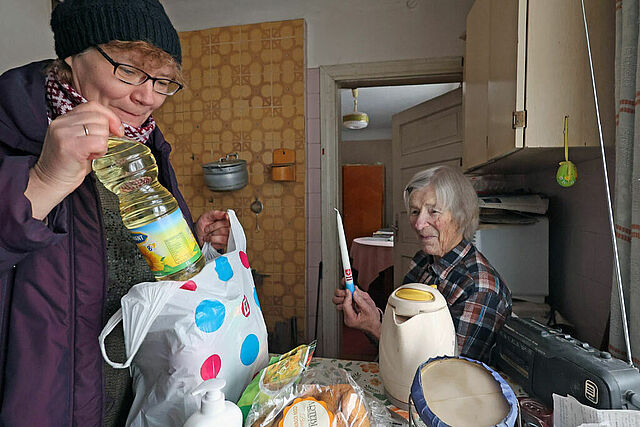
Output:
top-left (342, 88), bottom-right (369, 130)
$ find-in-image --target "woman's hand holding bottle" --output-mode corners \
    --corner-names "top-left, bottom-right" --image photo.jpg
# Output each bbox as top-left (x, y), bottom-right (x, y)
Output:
top-left (25, 102), bottom-right (123, 219)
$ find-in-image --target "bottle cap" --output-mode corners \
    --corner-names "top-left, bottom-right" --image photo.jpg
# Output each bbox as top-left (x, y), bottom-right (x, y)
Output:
top-left (192, 378), bottom-right (226, 415)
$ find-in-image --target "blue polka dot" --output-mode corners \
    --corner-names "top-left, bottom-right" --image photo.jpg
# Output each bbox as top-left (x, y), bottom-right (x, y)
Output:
top-left (195, 300), bottom-right (226, 333)
top-left (253, 286), bottom-right (261, 310)
top-left (240, 334), bottom-right (260, 366)
top-left (214, 257), bottom-right (234, 281)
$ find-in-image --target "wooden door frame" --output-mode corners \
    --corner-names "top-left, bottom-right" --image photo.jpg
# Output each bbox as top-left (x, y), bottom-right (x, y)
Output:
top-left (318, 57), bottom-right (463, 357)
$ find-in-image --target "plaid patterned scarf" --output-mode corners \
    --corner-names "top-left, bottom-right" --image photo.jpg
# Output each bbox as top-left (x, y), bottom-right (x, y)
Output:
top-left (44, 66), bottom-right (156, 144)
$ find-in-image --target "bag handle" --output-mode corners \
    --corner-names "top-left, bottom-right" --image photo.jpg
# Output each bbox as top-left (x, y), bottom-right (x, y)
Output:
top-left (98, 309), bottom-right (132, 369)
top-left (225, 209), bottom-right (246, 253)
top-left (98, 281), bottom-right (182, 369)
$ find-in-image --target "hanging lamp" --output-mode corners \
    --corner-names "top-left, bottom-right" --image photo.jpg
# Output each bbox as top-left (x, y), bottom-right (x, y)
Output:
top-left (342, 88), bottom-right (369, 129)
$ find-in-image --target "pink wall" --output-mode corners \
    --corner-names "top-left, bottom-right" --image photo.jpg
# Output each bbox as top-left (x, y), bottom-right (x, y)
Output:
top-left (306, 68), bottom-right (322, 340)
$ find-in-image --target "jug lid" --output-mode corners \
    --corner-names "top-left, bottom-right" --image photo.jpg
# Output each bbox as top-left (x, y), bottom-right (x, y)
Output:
top-left (387, 283), bottom-right (447, 317)
top-left (395, 288), bottom-right (435, 302)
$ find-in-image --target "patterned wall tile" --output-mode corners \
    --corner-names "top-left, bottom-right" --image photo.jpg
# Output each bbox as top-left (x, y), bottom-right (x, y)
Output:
top-left (156, 19), bottom-right (307, 343)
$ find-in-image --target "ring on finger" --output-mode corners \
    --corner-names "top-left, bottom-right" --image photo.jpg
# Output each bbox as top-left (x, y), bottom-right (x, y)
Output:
top-left (82, 124), bottom-right (90, 136)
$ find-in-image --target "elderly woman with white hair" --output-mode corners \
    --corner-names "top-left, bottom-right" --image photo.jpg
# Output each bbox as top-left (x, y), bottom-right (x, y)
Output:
top-left (333, 165), bottom-right (512, 363)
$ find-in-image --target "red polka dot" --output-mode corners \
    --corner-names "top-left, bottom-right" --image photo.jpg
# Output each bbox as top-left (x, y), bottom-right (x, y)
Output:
top-left (200, 354), bottom-right (221, 380)
top-left (240, 251), bottom-right (250, 269)
top-left (180, 280), bottom-right (197, 291)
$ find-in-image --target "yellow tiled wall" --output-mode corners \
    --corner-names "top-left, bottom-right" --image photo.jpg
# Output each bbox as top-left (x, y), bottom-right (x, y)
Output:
top-left (155, 19), bottom-right (306, 342)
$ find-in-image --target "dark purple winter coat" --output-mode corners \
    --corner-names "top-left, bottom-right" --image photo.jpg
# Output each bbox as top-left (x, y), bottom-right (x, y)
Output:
top-left (0, 61), bottom-right (194, 426)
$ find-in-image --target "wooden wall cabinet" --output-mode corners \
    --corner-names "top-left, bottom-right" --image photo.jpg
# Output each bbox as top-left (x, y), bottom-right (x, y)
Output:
top-left (462, 0), bottom-right (615, 173)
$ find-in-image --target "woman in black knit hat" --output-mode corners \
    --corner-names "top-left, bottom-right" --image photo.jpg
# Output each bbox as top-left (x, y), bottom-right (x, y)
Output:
top-left (0, 1), bottom-right (229, 426)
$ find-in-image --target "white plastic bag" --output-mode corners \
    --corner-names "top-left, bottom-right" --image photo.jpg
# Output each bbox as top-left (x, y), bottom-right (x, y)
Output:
top-left (99, 209), bottom-right (269, 427)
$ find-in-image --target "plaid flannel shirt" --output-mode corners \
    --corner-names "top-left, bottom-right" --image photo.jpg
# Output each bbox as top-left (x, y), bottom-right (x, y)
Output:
top-left (403, 240), bottom-right (512, 363)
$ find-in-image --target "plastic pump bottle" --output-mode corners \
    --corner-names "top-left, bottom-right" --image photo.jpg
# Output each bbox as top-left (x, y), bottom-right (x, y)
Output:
top-left (183, 378), bottom-right (242, 427)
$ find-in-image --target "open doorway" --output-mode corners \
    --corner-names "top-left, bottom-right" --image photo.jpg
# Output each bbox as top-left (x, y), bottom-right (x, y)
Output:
top-left (317, 58), bottom-right (463, 358)
top-left (338, 83), bottom-right (459, 360)
top-left (340, 84), bottom-right (460, 232)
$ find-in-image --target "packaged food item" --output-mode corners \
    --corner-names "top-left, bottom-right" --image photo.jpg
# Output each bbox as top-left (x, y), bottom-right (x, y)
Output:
top-left (246, 366), bottom-right (395, 427)
top-left (271, 383), bottom-right (369, 427)
top-left (238, 342), bottom-right (316, 419)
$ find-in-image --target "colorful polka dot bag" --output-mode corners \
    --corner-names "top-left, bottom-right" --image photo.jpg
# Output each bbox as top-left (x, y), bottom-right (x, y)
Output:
top-left (99, 210), bottom-right (269, 427)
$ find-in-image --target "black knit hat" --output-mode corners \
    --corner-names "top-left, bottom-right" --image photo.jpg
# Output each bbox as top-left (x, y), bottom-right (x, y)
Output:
top-left (51, 0), bottom-right (182, 64)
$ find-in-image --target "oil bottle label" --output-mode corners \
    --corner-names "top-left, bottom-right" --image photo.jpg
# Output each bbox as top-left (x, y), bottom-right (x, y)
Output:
top-left (129, 209), bottom-right (202, 278)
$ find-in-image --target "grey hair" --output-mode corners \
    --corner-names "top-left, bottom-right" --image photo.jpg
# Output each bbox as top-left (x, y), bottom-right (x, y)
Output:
top-left (403, 165), bottom-right (479, 240)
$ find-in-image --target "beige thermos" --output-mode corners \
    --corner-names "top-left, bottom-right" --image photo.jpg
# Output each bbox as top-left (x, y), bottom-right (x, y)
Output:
top-left (378, 283), bottom-right (456, 408)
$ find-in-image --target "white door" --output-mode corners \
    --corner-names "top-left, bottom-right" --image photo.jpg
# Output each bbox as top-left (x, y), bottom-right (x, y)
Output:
top-left (392, 87), bottom-right (463, 286)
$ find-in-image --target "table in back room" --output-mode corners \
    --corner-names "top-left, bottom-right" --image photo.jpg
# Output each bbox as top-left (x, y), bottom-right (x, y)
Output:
top-left (350, 237), bottom-right (394, 310)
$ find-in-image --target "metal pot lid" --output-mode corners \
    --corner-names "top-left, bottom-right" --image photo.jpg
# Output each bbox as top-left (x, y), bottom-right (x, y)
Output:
top-left (203, 153), bottom-right (246, 171)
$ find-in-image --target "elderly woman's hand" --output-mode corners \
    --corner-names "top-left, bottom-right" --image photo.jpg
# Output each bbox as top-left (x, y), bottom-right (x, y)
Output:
top-left (26, 102), bottom-right (123, 219)
top-left (331, 278), bottom-right (351, 308)
top-left (195, 209), bottom-right (230, 250)
top-left (333, 286), bottom-right (382, 340)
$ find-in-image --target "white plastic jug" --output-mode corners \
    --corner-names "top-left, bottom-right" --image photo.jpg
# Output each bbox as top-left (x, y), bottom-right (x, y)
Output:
top-left (379, 283), bottom-right (456, 408)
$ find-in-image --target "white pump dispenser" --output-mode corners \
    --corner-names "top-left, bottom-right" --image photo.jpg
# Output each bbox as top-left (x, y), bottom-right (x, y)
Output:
top-left (183, 378), bottom-right (242, 427)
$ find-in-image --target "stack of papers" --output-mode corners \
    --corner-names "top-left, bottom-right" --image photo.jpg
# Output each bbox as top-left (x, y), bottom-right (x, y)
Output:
top-left (478, 194), bottom-right (548, 225)
top-left (553, 394), bottom-right (640, 426)
top-left (372, 229), bottom-right (394, 241)
top-left (478, 194), bottom-right (549, 214)
top-left (479, 209), bottom-right (540, 225)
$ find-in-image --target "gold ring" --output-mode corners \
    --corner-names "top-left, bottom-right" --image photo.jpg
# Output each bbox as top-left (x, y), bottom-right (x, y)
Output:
top-left (82, 124), bottom-right (90, 136)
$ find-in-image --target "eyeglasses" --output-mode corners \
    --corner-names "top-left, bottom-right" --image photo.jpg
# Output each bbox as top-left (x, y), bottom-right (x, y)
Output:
top-left (95, 46), bottom-right (183, 96)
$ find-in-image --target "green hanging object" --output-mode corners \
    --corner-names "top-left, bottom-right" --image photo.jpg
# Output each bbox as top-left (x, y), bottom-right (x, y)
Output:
top-left (556, 116), bottom-right (578, 187)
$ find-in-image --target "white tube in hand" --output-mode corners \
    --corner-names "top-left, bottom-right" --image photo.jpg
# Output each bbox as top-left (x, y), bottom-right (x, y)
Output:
top-left (334, 208), bottom-right (355, 295)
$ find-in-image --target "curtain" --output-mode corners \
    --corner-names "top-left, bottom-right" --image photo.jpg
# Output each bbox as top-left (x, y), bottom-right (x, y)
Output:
top-left (609, 0), bottom-right (640, 364)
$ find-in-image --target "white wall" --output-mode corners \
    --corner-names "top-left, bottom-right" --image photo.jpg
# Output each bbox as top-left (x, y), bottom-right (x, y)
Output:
top-left (163, 0), bottom-right (474, 68)
top-left (0, 0), bottom-right (55, 74)
top-left (0, 1), bottom-right (472, 73)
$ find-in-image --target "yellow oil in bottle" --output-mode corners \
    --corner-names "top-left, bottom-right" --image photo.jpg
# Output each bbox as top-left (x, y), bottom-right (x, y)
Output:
top-left (93, 137), bottom-right (204, 281)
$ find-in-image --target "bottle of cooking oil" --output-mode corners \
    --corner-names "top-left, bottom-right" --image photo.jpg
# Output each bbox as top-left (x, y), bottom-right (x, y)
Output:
top-left (93, 136), bottom-right (204, 281)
